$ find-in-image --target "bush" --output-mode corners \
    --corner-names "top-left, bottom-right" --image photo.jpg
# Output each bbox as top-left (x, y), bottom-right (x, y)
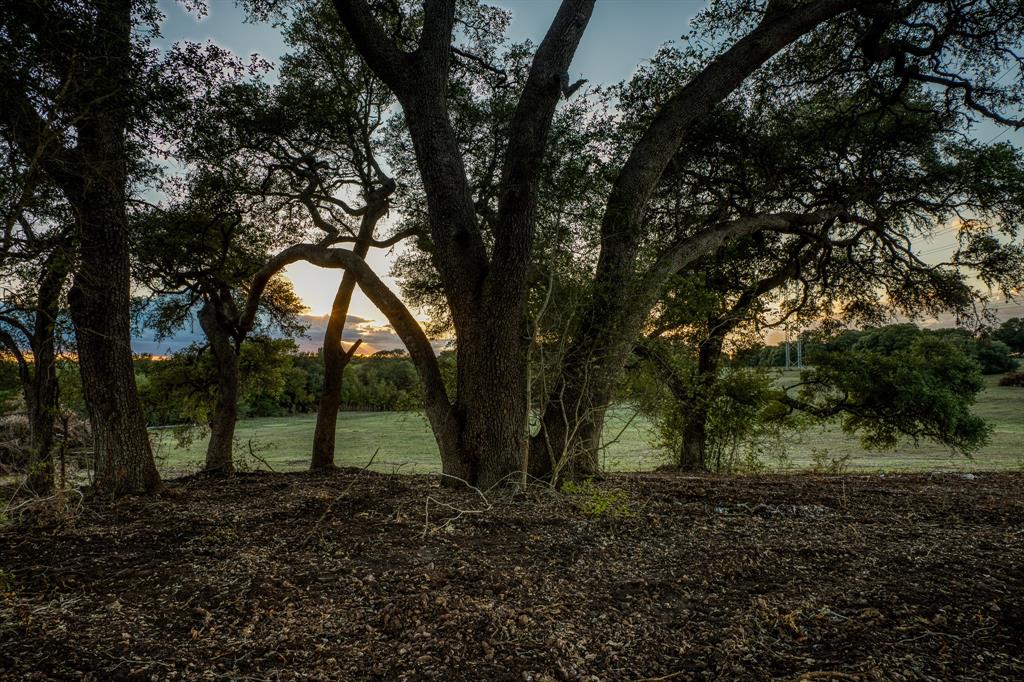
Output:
top-left (974, 340), bottom-right (1018, 374)
top-left (999, 372), bottom-right (1024, 387)
top-left (0, 411), bottom-right (91, 473)
top-left (0, 415), bottom-right (33, 470)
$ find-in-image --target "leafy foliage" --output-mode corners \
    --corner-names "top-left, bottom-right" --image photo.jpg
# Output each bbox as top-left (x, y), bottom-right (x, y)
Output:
top-left (132, 348), bottom-right (424, 427)
top-left (791, 326), bottom-right (992, 454)
top-left (992, 318), bottom-right (1024, 355)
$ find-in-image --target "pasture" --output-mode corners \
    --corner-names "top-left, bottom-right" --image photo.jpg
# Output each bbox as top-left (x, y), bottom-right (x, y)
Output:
top-left (152, 375), bottom-right (1024, 476)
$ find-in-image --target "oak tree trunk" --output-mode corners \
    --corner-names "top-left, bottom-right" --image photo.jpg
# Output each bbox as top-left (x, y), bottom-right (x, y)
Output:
top-left (309, 275), bottom-right (357, 471)
top-left (68, 186), bottom-right (160, 495)
top-left (453, 317), bottom-right (529, 489)
top-left (199, 303), bottom-right (240, 474)
top-left (679, 417), bottom-right (707, 472)
top-left (24, 258), bottom-right (67, 495)
top-left (679, 337), bottom-right (722, 472)
top-left (530, 291), bottom-right (650, 480)
top-left (310, 201), bottom-right (387, 470)
top-left (64, 0), bottom-right (160, 496)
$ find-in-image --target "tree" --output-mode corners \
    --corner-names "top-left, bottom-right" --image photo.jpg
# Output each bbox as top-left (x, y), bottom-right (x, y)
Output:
top-left (0, 0), bottom-right (169, 494)
top-left (530, 4), bottom-right (1024, 477)
top-left (632, 324), bottom-right (993, 470)
top-left (781, 325), bottom-right (992, 453)
top-left (993, 318), bottom-right (1024, 355)
top-left (0, 144), bottom-right (75, 493)
top-left (269, 1), bottom-right (399, 470)
top-left (236, 0), bottom-right (1024, 489)
top-left (931, 328), bottom-right (1019, 374)
top-left (137, 338), bottom-right (298, 431)
top-left (628, 345), bottom-right (797, 472)
top-left (134, 177), bottom-right (306, 474)
top-left (615, 77), bottom-right (1024, 470)
top-left (177, 0), bottom-right (412, 471)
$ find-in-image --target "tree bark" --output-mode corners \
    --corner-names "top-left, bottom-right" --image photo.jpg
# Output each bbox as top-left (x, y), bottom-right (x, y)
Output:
top-left (25, 253), bottom-right (70, 494)
top-left (64, 0), bottom-right (160, 496)
top-left (678, 336), bottom-right (722, 472)
top-left (309, 274), bottom-right (358, 471)
top-left (310, 201), bottom-right (387, 470)
top-left (198, 302), bottom-right (240, 474)
top-left (530, 295), bottom-right (652, 480)
top-left (68, 183), bottom-right (160, 495)
top-left (455, 317), bottom-right (530, 489)
top-left (679, 417), bottom-right (707, 472)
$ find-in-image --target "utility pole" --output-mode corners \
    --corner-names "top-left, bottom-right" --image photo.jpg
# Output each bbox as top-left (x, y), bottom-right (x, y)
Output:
top-left (784, 335), bottom-right (791, 371)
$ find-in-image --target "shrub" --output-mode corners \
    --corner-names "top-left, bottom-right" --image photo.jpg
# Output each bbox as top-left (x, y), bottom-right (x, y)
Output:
top-left (998, 372), bottom-right (1024, 387)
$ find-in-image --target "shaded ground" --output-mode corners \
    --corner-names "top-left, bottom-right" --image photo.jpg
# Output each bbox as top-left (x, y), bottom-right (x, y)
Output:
top-left (1, 471), bottom-right (1022, 680)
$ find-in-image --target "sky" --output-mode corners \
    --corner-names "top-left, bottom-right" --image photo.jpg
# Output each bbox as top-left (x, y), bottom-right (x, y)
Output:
top-left (137, 0), bottom-right (1024, 354)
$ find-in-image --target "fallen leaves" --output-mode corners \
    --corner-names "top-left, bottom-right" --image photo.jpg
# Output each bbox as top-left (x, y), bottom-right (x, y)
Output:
top-left (0, 471), bottom-right (1021, 680)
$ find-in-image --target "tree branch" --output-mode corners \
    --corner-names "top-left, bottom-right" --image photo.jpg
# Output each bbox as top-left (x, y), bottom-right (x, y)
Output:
top-left (599, 0), bottom-right (860, 264)
top-left (648, 207), bottom-right (845, 284)
top-left (491, 0), bottom-right (595, 295)
top-left (330, 0), bottom-right (411, 92)
top-left (239, 243), bottom-right (456, 449)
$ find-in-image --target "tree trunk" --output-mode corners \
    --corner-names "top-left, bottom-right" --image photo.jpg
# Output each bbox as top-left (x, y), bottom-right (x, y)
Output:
top-left (199, 302), bottom-right (240, 474)
top-left (679, 336), bottom-right (722, 471)
top-left (68, 187), bottom-right (160, 496)
top-left (309, 276), bottom-right (357, 471)
top-left (528, 378), bottom-right (609, 482)
top-left (310, 201), bottom-right (387, 471)
top-left (679, 417), bottom-right (707, 472)
top-left (529, 289), bottom-right (650, 480)
top-left (25, 378), bottom-right (58, 494)
top-left (453, 316), bottom-right (529, 490)
top-left (64, 0), bottom-right (159, 496)
top-left (24, 255), bottom-right (69, 495)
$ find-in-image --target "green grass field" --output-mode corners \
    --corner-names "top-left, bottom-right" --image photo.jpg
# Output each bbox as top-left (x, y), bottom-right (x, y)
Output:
top-left (153, 374), bottom-right (1024, 476)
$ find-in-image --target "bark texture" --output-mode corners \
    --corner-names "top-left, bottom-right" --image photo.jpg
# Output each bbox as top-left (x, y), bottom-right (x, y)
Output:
top-left (310, 199), bottom-right (388, 471)
top-left (24, 253), bottom-right (70, 494)
top-left (199, 302), bottom-right (241, 474)
top-left (68, 182), bottom-right (159, 495)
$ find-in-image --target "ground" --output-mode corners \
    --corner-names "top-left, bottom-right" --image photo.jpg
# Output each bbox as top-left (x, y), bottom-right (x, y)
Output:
top-left (2, 471), bottom-right (1022, 680)
top-left (152, 375), bottom-right (1024, 475)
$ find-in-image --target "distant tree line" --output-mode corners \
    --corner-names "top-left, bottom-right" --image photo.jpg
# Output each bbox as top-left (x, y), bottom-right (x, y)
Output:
top-left (734, 321), bottom-right (1022, 375)
top-left (133, 346), bottom-right (427, 426)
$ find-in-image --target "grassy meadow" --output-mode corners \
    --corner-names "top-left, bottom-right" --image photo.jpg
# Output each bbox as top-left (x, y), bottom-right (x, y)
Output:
top-left (152, 374), bottom-right (1024, 476)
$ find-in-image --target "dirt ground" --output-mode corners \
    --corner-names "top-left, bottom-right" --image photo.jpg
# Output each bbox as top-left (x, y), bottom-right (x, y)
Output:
top-left (1, 471), bottom-right (1022, 681)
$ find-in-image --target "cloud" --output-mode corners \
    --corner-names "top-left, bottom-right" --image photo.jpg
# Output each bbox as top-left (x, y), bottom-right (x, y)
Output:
top-left (133, 313), bottom-right (449, 357)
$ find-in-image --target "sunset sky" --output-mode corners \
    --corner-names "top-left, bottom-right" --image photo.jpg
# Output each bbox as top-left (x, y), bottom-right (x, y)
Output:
top-left (137, 0), bottom-right (1024, 354)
